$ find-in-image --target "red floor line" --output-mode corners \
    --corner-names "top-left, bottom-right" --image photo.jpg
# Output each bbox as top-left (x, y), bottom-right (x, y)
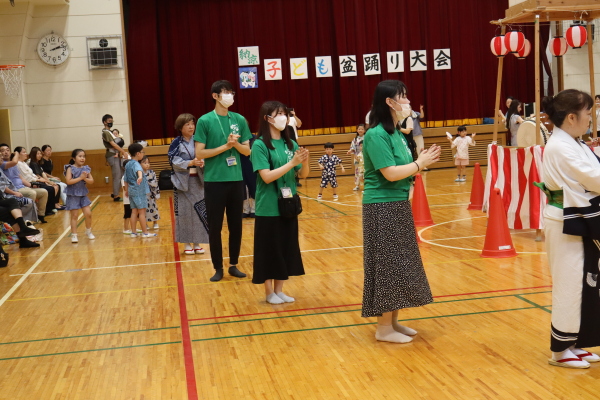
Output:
top-left (170, 200), bottom-right (199, 400)
top-left (188, 284), bottom-right (553, 322)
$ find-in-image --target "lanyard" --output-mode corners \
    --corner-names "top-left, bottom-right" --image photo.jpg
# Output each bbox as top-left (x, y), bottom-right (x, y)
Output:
top-left (180, 136), bottom-right (194, 160)
top-left (213, 110), bottom-right (234, 157)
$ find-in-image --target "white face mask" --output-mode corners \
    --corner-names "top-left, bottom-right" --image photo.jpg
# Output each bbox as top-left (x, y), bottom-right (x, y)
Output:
top-left (391, 99), bottom-right (411, 119)
top-left (219, 93), bottom-right (234, 108)
top-left (269, 115), bottom-right (288, 131)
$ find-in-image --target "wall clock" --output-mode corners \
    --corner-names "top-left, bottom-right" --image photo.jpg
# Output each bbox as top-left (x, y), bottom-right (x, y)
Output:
top-left (37, 32), bottom-right (70, 66)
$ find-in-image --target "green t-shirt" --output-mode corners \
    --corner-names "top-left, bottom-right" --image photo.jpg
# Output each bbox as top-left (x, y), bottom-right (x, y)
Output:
top-left (362, 124), bottom-right (413, 204)
top-left (251, 138), bottom-right (301, 217)
top-left (194, 110), bottom-right (253, 182)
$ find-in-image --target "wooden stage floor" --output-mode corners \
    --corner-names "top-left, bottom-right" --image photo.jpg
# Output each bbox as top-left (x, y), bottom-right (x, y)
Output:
top-left (0, 167), bottom-right (597, 399)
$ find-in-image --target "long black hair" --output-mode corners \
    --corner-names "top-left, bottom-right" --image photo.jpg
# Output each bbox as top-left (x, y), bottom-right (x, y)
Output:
top-left (369, 80), bottom-right (408, 134)
top-left (505, 99), bottom-right (522, 130)
top-left (257, 101), bottom-right (294, 150)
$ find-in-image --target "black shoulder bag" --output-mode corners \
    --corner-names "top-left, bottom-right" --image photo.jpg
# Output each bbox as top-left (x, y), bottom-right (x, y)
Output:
top-left (265, 142), bottom-right (302, 218)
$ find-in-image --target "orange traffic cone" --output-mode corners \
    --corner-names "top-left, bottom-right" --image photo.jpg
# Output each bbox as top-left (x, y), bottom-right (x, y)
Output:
top-left (481, 188), bottom-right (517, 258)
top-left (467, 163), bottom-right (484, 210)
top-left (412, 173), bottom-right (434, 227)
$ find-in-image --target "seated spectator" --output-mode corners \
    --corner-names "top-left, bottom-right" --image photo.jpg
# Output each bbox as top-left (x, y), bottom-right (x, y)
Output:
top-left (40, 145), bottom-right (67, 204)
top-left (28, 147), bottom-right (65, 210)
top-left (0, 144), bottom-right (49, 223)
top-left (0, 168), bottom-right (39, 223)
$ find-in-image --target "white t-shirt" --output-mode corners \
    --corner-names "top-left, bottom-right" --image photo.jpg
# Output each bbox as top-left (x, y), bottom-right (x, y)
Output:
top-left (121, 176), bottom-right (130, 205)
top-left (288, 116), bottom-right (298, 140)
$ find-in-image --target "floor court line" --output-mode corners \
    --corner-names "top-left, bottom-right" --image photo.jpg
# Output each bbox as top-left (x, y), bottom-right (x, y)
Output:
top-left (190, 291), bottom-right (553, 327)
top-left (8, 245), bottom-right (365, 276)
top-left (0, 341), bottom-right (181, 362)
top-left (0, 305), bottom-right (547, 361)
top-left (0, 196), bottom-right (100, 309)
top-left (0, 291), bottom-right (553, 348)
top-left (191, 306), bottom-right (542, 343)
top-left (169, 199), bottom-right (199, 400)
top-left (188, 284), bottom-right (553, 321)
top-left (418, 217), bottom-right (547, 254)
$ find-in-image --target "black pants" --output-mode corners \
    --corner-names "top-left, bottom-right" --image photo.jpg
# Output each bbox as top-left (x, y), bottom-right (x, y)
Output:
top-left (0, 197), bottom-right (20, 226)
top-left (204, 181), bottom-right (244, 270)
top-left (33, 183), bottom-right (59, 214)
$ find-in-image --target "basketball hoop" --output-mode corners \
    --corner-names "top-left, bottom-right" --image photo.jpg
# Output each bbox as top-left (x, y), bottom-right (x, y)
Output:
top-left (0, 65), bottom-right (25, 99)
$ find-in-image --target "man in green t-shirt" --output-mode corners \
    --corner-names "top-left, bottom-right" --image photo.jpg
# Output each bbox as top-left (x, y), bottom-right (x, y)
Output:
top-left (194, 80), bottom-right (252, 282)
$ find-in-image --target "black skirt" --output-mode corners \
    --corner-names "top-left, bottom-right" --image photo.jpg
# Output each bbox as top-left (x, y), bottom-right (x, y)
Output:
top-left (252, 216), bottom-right (305, 284)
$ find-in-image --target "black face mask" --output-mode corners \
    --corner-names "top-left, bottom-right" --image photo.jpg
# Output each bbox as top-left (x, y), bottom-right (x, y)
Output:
top-left (107, 122), bottom-right (113, 128)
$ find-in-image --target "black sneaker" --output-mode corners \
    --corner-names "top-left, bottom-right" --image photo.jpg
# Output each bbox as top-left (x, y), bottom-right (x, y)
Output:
top-left (113, 197), bottom-right (122, 202)
top-left (37, 215), bottom-right (47, 224)
top-left (17, 227), bottom-right (40, 237)
top-left (19, 237), bottom-right (40, 248)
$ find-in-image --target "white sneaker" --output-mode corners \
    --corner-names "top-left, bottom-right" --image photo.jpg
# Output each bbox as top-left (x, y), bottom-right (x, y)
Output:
top-left (266, 293), bottom-right (284, 304)
top-left (353, 186), bottom-right (359, 191)
top-left (86, 230), bottom-right (95, 240)
top-left (194, 247), bottom-right (205, 254)
top-left (71, 234), bottom-right (78, 243)
top-left (276, 292), bottom-right (295, 303)
top-left (316, 194), bottom-right (322, 201)
top-left (153, 224), bottom-right (159, 230)
top-left (123, 229), bottom-right (132, 234)
top-left (141, 232), bottom-right (157, 238)
top-left (130, 233), bottom-right (138, 238)
top-left (454, 177), bottom-right (461, 182)
top-left (333, 195), bottom-right (339, 201)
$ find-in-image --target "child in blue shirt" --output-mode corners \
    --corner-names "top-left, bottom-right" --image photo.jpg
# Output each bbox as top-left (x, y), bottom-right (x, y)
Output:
top-left (124, 143), bottom-right (156, 238)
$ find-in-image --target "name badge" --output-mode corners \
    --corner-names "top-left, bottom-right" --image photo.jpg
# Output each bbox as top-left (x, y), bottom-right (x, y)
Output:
top-left (281, 187), bottom-right (293, 198)
top-left (226, 156), bottom-right (237, 167)
top-left (189, 167), bottom-right (197, 175)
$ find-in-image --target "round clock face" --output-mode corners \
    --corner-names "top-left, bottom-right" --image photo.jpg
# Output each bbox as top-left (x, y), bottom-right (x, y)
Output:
top-left (37, 33), bottom-right (70, 66)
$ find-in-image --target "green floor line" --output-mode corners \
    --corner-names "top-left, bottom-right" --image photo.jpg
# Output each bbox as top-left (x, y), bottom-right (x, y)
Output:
top-left (297, 190), bottom-right (347, 215)
top-left (191, 306), bottom-right (538, 342)
top-left (0, 326), bottom-right (180, 346)
top-left (0, 340), bottom-right (181, 362)
top-left (190, 291), bottom-right (552, 327)
top-left (515, 295), bottom-right (552, 314)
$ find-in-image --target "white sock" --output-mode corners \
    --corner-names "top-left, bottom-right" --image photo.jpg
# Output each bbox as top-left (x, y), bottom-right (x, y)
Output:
top-left (375, 324), bottom-right (413, 343)
top-left (276, 292), bottom-right (295, 303)
top-left (392, 320), bottom-right (417, 336)
top-left (266, 293), bottom-right (284, 304)
top-left (184, 243), bottom-right (193, 251)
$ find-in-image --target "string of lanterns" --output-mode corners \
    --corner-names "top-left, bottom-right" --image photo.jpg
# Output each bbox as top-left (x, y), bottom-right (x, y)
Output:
top-left (490, 24), bottom-right (588, 58)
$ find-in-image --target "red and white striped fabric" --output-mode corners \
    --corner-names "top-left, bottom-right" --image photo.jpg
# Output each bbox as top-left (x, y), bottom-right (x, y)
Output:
top-left (565, 25), bottom-right (587, 48)
top-left (490, 36), bottom-right (508, 57)
top-left (483, 144), bottom-right (546, 229)
top-left (504, 31), bottom-right (525, 53)
top-left (548, 36), bottom-right (568, 57)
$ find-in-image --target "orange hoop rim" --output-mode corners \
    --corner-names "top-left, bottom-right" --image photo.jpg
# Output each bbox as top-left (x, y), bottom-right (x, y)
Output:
top-left (0, 65), bottom-right (25, 70)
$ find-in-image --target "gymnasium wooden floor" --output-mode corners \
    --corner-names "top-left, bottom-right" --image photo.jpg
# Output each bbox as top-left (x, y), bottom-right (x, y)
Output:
top-left (0, 166), bottom-right (598, 400)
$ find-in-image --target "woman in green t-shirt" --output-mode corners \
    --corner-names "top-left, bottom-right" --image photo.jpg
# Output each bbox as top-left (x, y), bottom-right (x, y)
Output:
top-left (362, 80), bottom-right (441, 343)
top-left (250, 101), bottom-right (310, 305)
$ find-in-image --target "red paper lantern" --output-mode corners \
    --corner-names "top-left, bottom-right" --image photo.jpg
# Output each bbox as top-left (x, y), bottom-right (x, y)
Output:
top-left (504, 31), bottom-right (525, 53)
top-left (514, 39), bottom-right (531, 59)
top-left (490, 35), bottom-right (508, 57)
top-left (566, 25), bottom-right (588, 48)
top-left (549, 36), bottom-right (568, 57)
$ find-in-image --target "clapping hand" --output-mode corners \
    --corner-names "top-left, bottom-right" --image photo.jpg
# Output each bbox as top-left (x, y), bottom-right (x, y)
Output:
top-left (292, 148), bottom-right (309, 166)
top-left (227, 134), bottom-right (240, 148)
top-left (416, 144), bottom-right (442, 168)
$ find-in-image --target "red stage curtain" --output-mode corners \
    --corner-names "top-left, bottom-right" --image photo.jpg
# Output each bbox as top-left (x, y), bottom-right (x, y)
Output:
top-left (125, 0), bottom-right (545, 140)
